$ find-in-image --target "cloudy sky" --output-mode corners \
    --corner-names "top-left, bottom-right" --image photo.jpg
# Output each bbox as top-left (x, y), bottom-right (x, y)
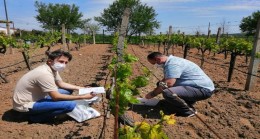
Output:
top-left (0, 0), bottom-right (259, 34)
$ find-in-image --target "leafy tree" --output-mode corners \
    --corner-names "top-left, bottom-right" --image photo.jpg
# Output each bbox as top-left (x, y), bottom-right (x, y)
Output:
top-left (94, 0), bottom-right (160, 38)
top-left (239, 10), bottom-right (260, 36)
top-left (35, 1), bottom-right (83, 31)
top-left (81, 19), bottom-right (100, 44)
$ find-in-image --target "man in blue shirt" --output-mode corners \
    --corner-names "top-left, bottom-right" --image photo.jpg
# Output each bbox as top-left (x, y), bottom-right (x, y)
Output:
top-left (145, 52), bottom-right (215, 117)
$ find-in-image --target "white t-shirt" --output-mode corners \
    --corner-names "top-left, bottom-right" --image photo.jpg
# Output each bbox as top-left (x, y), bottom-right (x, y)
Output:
top-left (13, 64), bottom-right (62, 112)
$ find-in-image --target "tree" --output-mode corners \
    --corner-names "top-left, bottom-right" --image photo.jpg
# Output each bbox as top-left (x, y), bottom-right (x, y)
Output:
top-left (94, 0), bottom-right (160, 38)
top-left (88, 24), bottom-right (100, 44)
top-left (240, 10), bottom-right (260, 36)
top-left (35, 1), bottom-right (83, 32)
top-left (81, 19), bottom-right (100, 44)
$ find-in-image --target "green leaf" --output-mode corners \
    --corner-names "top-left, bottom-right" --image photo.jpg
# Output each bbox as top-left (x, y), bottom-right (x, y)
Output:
top-left (255, 52), bottom-right (260, 58)
top-left (123, 54), bottom-right (139, 63)
top-left (131, 76), bottom-right (149, 88)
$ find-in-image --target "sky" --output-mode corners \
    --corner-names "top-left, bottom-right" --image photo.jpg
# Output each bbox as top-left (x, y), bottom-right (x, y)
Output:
top-left (0, 0), bottom-right (259, 35)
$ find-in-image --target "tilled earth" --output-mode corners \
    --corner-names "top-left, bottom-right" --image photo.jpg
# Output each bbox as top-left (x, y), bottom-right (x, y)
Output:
top-left (0, 43), bottom-right (259, 139)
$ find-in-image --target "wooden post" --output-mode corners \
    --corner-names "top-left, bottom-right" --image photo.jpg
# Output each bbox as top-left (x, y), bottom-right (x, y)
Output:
top-left (4, 0), bottom-right (11, 37)
top-left (216, 27), bottom-right (221, 44)
top-left (22, 52), bottom-right (31, 70)
top-left (166, 26), bottom-right (172, 55)
top-left (62, 24), bottom-right (66, 50)
top-left (207, 22), bottom-right (211, 39)
top-left (4, 0), bottom-right (13, 54)
top-left (245, 19), bottom-right (260, 91)
top-left (114, 8), bottom-right (130, 139)
top-left (116, 8), bottom-right (130, 62)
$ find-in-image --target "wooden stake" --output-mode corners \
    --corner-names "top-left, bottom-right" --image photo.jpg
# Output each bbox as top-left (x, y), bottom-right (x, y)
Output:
top-left (245, 19), bottom-right (260, 91)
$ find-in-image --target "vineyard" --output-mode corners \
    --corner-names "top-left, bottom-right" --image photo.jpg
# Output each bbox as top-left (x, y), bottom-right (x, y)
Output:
top-left (0, 41), bottom-right (259, 138)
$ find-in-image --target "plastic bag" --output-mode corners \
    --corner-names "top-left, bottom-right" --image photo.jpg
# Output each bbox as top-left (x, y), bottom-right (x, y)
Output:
top-left (67, 100), bottom-right (101, 122)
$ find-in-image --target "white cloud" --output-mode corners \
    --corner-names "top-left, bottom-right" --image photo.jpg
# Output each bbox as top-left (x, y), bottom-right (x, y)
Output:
top-left (91, 0), bottom-right (114, 5)
top-left (141, 0), bottom-right (196, 3)
top-left (221, 5), bottom-right (257, 10)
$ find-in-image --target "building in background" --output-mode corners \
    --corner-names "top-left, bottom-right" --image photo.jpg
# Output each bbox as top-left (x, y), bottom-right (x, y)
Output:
top-left (0, 26), bottom-right (16, 35)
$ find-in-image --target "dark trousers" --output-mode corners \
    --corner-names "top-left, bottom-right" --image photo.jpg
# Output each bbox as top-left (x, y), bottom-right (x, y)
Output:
top-left (162, 86), bottom-right (213, 116)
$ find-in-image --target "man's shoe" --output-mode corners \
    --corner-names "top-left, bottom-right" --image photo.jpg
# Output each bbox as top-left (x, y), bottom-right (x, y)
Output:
top-left (187, 110), bottom-right (197, 117)
top-left (119, 113), bottom-right (135, 127)
top-left (176, 108), bottom-right (197, 117)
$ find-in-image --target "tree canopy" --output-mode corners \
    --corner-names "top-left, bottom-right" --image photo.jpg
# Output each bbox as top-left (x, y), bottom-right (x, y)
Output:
top-left (239, 10), bottom-right (260, 36)
top-left (94, 0), bottom-right (160, 37)
top-left (35, 1), bottom-right (83, 31)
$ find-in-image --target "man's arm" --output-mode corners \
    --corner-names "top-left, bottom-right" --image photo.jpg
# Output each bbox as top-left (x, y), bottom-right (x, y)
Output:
top-left (145, 78), bottom-right (176, 99)
top-left (56, 80), bottom-right (84, 90)
top-left (48, 91), bottom-right (96, 101)
top-left (163, 78), bottom-right (176, 87)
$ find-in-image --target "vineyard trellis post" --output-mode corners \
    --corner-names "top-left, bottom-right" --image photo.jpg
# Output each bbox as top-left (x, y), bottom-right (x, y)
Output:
top-left (114, 7), bottom-right (130, 139)
top-left (62, 24), bottom-right (66, 50)
top-left (166, 25), bottom-right (172, 55)
top-left (245, 18), bottom-right (260, 91)
top-left (207, 22), bottom-right (211, 39)
top-left (216, 27), bottom-right (221, 44)
top-left (22, 51), bottom-right (31, 70)
top-left (4, 0), bottom-right (13, 54)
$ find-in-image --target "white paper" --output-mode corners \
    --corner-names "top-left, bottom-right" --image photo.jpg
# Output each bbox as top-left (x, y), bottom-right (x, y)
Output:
top-left (79, 87), bottom-right (105, 95)
top-left (136, 97), bottom-right (160, 106)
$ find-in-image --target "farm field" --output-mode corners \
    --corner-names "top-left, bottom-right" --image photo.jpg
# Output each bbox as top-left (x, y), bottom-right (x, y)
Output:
top-left (0, 43), bottom-right (259, 139)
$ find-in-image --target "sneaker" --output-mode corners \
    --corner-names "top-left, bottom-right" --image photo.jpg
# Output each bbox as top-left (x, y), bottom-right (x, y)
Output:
top-left (176, 107), bottom-right (197, 117)
top-left (186, 103), bottom-right (197, 117)
top-left (119, 113), bottom-right (135, 127)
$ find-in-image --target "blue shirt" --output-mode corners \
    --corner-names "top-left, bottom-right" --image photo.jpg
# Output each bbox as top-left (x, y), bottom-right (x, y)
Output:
top-left (163, 55), bottom-right (215, 91)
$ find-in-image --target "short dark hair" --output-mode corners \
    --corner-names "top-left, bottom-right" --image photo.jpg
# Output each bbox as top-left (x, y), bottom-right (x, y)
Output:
top-left (147, 52), bottom-right (163, 60)
top-left (47, 49), bottom-right (72, 61)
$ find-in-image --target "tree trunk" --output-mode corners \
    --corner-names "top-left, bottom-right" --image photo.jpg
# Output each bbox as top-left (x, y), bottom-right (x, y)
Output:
top-left (200, 49), bottom-right (206, 68)
top-left (93, 31), bottom-right (96, 44)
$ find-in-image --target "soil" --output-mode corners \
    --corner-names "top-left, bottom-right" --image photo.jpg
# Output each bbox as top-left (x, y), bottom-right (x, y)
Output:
top-left (0, 43), bottom-right (259, 139)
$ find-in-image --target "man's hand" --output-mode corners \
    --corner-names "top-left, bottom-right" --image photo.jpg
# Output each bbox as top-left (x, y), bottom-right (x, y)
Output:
top-left (80, 92), bottom-right (97, 99)
top-left (145, 91), bottom-right (157, 99)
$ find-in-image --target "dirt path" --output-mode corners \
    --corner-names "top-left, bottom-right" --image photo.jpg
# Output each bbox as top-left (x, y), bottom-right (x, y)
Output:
top-left (0, 44), bottom-right (259, 139)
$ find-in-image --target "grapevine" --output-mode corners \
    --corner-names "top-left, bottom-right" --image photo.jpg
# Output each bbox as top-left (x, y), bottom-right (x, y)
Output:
top-left (119, 111), bottom-right (176, 139)
top-left (108, 33), bottom-right (150, 115)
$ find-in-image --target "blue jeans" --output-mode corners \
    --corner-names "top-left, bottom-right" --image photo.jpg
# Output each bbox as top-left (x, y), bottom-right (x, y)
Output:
top-left (162, 86), bottom-right (213, 116)
top-left (28, 89), bottom-right (76, 123)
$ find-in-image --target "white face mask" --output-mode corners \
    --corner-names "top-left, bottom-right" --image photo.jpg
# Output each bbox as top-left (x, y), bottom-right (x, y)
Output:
top-left (155, 63), bottom-right (164, 68)
top-left (51, 62), bottom-right (66, 72)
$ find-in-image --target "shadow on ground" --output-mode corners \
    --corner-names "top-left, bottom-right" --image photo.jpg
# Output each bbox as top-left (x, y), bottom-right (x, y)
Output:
top-left (2, 109), bottom-right (29, 123)
top-left (2, 109), bottom-right (73, 125)
top-left (129, 100), bottom-right (179, 119)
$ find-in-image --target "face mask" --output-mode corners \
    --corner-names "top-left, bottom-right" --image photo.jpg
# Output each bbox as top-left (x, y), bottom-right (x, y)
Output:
top-left (51, 62), bottom-right (66, 72)
top-left (155, 63), bottom-right (164, 68)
